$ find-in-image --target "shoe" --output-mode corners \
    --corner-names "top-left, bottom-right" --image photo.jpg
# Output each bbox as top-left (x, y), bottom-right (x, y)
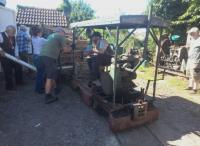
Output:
top-left (185, 87), bottom-right (192, 90)
top-left (92, 80), bottom-right (101, 86)
top-left (54, 87), bottom-right (61, 95)
top-left (35, 90), bottom-right (44, 94)
top-left (190, 90), bottom-right (197, 94)
top-left (6, 86), bottom-right (14, 90)
top-left (45, 94), bottom-right (58, 104)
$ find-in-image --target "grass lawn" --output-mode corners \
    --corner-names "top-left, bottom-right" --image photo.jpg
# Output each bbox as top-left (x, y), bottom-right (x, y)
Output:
top-left (136, 66), bottom-right (200, 103)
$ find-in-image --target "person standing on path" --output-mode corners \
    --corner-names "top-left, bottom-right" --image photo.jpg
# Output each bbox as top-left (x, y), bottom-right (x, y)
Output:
top-left (39, 27), bottom-right (71, 104)
top-left (185, 27), bottom-right (200, 94)
top-left (16, 25), bottom-right (31, 62)
top-left (0, 25), bottom-right (23, 90)
top-left (31, 26), bottom-right (47, 94)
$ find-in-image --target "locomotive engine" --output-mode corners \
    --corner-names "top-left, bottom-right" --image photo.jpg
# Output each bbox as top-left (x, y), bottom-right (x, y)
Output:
top-left (100, 49), bottom-right (144, 104)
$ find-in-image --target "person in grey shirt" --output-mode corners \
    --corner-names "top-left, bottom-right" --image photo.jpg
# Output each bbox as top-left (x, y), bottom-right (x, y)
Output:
top-left (185, 27), bottom-right (200, 94)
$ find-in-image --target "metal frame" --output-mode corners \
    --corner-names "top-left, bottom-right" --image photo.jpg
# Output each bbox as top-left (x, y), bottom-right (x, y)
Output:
top-left (71, 14), bottom-right (169, 104)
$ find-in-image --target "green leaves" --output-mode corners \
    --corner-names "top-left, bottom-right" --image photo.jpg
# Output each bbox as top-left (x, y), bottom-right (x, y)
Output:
top-left (149, 0), bottom-right (200, 27)
top-left (148, 0), bottom-right (200, 43)
top-left (59, 0), bottom-right (95, 23)
top-left (175, 0), bottom-right (200, 26)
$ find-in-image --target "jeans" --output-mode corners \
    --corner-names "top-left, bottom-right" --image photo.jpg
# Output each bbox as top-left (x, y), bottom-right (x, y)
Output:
top-left (87, 56), bottom-right (100, 80)
top-left (33, 55), bottom-right (45, 93)
top-left (87, 54), bottom-right (112, 80)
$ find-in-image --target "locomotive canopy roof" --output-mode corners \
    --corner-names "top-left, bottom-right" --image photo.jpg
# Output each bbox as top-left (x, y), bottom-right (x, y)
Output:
top-left (70, 15), bottom-right (169, 29)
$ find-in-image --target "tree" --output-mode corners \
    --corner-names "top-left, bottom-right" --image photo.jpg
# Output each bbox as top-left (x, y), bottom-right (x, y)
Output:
top-left (62, 0), bottom-right (72, 17)
top-left (174, 0), bottom-right (200, 27)
top-left (150, 0), bottom-right (188, 21)
top-left (59, 0), bottom-right (95, 23)
top-left (148, 0), bottom-right (191, 43)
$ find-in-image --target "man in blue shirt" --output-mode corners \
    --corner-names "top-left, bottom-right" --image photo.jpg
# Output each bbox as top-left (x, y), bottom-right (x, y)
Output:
top-left (84, 32), bottom-right (111, 82)
top-left (16, 25), bottom-right (31, 62)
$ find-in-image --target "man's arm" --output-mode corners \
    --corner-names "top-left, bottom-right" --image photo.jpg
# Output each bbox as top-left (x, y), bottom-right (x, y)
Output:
top-left (63, 46), bottom-right (72, 53)
top-left (0, 34), bottom-right (5, 56)
top-left (0, 33), bottom-right (3, 43)
top-left (24, 32), bottom-right (31, 41)
top-left (0, 47), bottom-right (5, 56)
top-left (15, 43), bottom-right (19, 57)
top-left (60, 36), bottom-right (72, 53)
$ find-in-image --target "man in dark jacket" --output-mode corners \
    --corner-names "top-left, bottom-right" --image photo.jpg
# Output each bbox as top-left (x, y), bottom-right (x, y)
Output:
top-left (0, 25), bottom-right (23, 90)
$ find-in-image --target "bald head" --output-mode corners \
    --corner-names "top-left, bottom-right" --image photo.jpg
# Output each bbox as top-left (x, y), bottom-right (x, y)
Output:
top-left (5, 25), bottom-right (16, 37)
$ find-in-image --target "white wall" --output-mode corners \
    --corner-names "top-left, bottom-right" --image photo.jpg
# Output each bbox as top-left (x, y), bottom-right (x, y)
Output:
top-left (0, 6), bottom-right (16, 72)
top-left (0, 6), bottom-right (16, 32)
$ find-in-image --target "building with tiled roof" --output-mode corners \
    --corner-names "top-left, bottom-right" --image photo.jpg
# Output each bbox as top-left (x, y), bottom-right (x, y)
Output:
top-left (16, 5), bottom-right (68, 27)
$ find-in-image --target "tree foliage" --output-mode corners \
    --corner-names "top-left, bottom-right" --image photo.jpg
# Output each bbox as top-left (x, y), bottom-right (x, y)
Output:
top-left (175, 0), bottom-right (200, 27)
top-left (148, 0), bottom-right (200, 43)
top-left (60, 0), bottom-right (72, 17)
top-left (59, 0), bottom-right (95, 23)
top-left (149, 0), bottom-right (200, 27)
top-left (150, 0), bottom-right (188, 21)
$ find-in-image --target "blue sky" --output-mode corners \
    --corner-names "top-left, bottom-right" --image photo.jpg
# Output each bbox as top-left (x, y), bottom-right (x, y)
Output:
top-left (6, 0), bottom-right (148, 17)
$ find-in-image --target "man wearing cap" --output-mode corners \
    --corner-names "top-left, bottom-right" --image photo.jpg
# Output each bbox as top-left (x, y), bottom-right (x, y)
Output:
top-left (185, 27), bottom-right (200, 94)
top-left (39, 27), bottom-right (71, 103)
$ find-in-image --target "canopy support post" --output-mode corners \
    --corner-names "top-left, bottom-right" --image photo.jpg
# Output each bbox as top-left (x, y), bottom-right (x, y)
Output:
top-left (72, 28), bottom-right (76, 76)
top-left (118, 28), bottom-right (136, 47)
top-left (152, 28), bottom-right (163, 99)
top-left (113, 26), bottom-right (119, 105)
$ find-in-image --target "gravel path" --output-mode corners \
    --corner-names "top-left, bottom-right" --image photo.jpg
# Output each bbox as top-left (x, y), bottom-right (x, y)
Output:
top-left (0, 82), bottom-right (120, 146)
top-left (0, 78), bottom-right (199, 146)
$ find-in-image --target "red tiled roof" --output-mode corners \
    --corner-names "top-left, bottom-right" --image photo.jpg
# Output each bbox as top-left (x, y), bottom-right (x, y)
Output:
top-left (16, 6), bottom-right (68, 27)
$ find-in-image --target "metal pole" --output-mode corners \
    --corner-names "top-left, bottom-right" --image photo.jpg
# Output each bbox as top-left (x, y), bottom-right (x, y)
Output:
top-left (105, 27), bottom-right (115, 45)
top-left (113, 26), bottom-right (119, 105)
top-left (4, 53), bottom-right (37, 71)
top-left (77, 28), bottom-right (85, 38)
top-left (72, 28), bottom-right (76, 75)
top-left (118, 28), bottom-right (136, 47)
top-left (102, 29), bottom-right (105, 39)
top-left (143, 5), bottom-right (152, 60)
top-left (153, 28), bottom-right (163, 99)
top-left (150, 28), bottom-right (165, 56)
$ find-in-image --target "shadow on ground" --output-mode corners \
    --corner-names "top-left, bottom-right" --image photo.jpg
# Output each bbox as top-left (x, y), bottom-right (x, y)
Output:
top-left (0, 80), bottom-right (199, 146)
top-left (115, 95), bottom-right (200, 146)
top-left (0, 81), bottom-right (120, 146)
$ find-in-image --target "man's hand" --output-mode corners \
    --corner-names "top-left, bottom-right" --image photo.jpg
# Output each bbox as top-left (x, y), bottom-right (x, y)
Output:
top-left (0, 47), bottom-right (5, 57)
top-left (63, 46), bottom-right (72, 53)
top-left (92, 46), bottom-right (99, 54)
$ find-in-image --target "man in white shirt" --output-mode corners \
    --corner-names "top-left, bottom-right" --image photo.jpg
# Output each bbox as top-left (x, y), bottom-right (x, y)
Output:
top-left (185, 27), bottom-right (200, 94)
top-left (0, 25), bottom-right (23, 90)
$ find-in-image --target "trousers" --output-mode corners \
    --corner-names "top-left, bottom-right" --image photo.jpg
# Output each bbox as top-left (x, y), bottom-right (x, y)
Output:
top-left (0, 57), bottom-right (23, 90)
top-left (33, 55), bottom-right (45, 93)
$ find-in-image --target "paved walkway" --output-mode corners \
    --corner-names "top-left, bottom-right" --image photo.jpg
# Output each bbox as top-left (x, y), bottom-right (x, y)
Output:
top-left (0, 80), bottom-right (199, 146)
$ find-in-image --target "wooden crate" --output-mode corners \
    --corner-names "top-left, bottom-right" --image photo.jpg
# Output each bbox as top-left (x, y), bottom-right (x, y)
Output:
top-left (66, 39), bottom-right (88, 50)
top-left (60, 50), bottom-right (83, 64)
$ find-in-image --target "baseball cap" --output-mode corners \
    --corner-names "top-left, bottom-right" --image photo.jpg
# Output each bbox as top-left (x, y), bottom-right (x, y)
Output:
top-left (187, 27), bottom-right (199, 34)
top-left (54, 27), bottom-right (66, 34)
